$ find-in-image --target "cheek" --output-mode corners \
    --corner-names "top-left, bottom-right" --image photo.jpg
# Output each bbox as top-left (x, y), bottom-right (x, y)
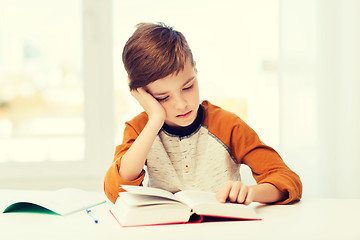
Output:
top-left (186, 87), bottom-right (200, 103)
top-left (160, 102), bottom-right (172, 114)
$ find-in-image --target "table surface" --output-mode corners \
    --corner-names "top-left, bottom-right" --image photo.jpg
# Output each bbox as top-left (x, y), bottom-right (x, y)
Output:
top-left (1, 197), bottom-right (359, 240)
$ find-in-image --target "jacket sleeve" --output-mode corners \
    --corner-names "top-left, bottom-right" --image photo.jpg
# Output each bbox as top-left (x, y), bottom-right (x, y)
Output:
top-left (103, 119), bottom-right (146, 204)
top-left (230, 118), bottom-right (303, 204)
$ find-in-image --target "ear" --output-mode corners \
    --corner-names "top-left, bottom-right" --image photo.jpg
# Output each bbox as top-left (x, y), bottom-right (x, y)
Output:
top-left (194, 61), bottom-right (198, 74)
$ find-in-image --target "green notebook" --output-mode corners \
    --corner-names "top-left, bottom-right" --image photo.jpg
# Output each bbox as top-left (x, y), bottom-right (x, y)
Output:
top-left (0, 188), bottom-right (106, 215)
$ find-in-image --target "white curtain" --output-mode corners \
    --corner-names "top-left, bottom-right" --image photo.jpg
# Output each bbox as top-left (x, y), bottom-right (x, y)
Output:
top-left (279, 0), bottom-right (360, 198)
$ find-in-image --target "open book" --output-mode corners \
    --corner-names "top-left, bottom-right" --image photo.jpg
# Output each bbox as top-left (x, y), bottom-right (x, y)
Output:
top-left (0, 188), bottom-right (106, 216)
top-left (110, 185), bottom-right (261, 227)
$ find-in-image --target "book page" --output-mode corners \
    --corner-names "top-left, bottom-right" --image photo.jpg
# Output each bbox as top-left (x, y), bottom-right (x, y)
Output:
top-left (121, 185), bottom-right (179, 202)
top-left (175, 190), bottom-right (259, 219)
top-left (174, 190), bottom-right (218, 208)
top-left (112, 196), bottom-right (191, 227)
top-left (119, 192), bottom-right (183, 207)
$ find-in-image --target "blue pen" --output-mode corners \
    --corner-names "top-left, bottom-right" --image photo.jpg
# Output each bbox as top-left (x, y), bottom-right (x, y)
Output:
top-left (86, 209), bottom-right (98, 224)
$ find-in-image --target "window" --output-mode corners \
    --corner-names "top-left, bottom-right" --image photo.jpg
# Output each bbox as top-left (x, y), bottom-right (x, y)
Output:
top-left (0, 0), bottom-right (114, 189)
top-left (0, 0), bottom-right (83, 163)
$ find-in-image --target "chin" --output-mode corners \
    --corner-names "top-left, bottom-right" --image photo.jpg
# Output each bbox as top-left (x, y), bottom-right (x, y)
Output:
top-left (179, 118), bottom-right (196, 128)
top-left (167, 122), bottom-right (187, 128)
top-left (166, 119), bottom-right (192, 128)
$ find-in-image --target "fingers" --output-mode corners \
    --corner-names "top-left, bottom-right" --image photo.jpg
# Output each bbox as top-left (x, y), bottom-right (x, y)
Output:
top-left (130, 87), bottom-right (155, 108)
top-left (244, 187), bottom-right (254, 206)
top-left (216, 181), bottom-right (254, 205)
top-left (216, 181), bottom-right (232, 203)
top-left (136, 87), bottom-right (148, 95)
top-left (130, 87), bottom-right (149, 100)
top-left (130, 88), bottom-right (141, 102)
top-left (229, 181), bottom-right (242, 202)
top-left (130, 88), bottom-right (166, 123)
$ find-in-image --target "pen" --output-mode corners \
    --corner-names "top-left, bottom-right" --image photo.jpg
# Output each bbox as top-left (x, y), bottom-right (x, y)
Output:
top-left (86, 209), bottom-right (98, 224)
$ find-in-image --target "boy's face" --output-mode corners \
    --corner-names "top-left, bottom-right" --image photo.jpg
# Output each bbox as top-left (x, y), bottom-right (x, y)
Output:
top-left (145, 60), bottom-right (200, 128)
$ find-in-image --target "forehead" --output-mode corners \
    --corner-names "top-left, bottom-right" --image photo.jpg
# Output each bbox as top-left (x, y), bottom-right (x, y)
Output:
top-left (146, 61), bottom-right (195, 94)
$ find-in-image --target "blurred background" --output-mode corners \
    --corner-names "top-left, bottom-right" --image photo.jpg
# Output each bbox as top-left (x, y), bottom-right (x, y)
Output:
top-left (0, 0), bottom-right (359, 199)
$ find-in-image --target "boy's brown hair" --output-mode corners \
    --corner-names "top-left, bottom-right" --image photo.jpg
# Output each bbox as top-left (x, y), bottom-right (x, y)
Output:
top-left (122, 22), bottom-right (194, 90)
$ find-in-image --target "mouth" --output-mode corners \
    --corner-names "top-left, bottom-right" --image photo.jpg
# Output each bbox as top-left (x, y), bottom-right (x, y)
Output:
top-left (176, 110), bottom-right (192, 119)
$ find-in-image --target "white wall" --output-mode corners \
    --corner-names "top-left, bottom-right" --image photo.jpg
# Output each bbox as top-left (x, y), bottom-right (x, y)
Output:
top-left (316, 0), bottom-right (360, 198)
top-left (279, 0), bottom-right (360, 198)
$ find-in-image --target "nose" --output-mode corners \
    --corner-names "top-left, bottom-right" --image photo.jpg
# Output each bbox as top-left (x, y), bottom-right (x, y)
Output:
top-left (173, 94), bottom-right (187, 111)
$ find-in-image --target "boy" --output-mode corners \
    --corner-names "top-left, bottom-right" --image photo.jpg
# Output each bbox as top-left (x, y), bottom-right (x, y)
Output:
top-left (104, 22), bottom-right (302, 205)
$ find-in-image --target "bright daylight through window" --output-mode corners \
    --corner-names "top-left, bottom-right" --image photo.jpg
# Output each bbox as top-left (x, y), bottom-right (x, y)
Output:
top-left (0, 0), bottom-right (83, 163)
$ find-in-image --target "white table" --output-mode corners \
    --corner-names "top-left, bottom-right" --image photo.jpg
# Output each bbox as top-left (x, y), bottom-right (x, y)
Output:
top-left (1, 198), bottom-right (359, 240)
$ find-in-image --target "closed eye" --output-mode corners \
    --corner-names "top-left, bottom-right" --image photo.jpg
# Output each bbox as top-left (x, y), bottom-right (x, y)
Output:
top-left (155, 96), bottom-right (169, 102)
top-left (183, 84), bottom-right (193, 90)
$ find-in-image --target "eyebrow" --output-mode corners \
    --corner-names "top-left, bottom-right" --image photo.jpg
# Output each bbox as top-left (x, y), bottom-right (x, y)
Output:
top-left (152, 76), bottom-right (195, 96)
